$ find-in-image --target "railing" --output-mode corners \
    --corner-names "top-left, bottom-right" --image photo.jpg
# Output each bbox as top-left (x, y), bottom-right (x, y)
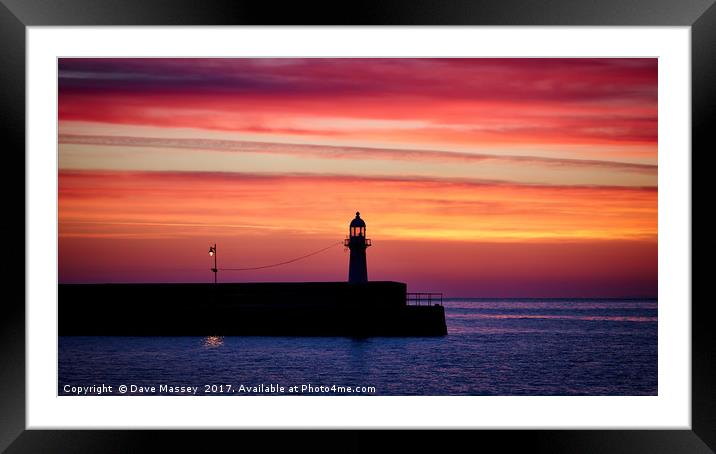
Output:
top-left (343, 237), bottom-right (372, 247)
top-left (406, 292), bottom-right (443, 306)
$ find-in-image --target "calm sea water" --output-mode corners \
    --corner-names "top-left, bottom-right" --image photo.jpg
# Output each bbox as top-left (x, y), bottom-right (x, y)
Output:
top-left (58, 299), bottom-right (657, 396)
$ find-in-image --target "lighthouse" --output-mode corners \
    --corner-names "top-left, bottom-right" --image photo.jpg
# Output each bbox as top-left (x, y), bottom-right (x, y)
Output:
top-left (344, 212), bottom-right (372, 283)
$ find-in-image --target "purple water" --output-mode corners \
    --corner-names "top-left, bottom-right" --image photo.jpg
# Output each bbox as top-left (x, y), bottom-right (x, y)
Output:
top-left (58, 298), bottom-right (657, 396)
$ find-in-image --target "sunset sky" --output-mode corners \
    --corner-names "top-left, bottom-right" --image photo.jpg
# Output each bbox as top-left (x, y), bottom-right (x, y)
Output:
top-left (58, 58), bottom-right (657, 297)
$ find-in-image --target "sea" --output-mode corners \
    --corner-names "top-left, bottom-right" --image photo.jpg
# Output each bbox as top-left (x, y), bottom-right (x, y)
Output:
top-left (58, 298), bottom-right (657, 396)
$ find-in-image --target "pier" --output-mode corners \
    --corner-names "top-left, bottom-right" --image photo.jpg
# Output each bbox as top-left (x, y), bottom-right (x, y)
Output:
top-left (59, 281), bottom-right (448, 337)
top-left (59, 213), bottom-right (448, 337)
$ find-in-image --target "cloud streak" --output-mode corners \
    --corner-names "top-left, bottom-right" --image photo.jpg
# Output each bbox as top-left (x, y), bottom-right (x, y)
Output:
top-left (59, 58), bottom-right (657, 104)
top-left (58, 58), bottom-right (658, 149)
top-left (59, 134), bottom-right (657, 175)
top-left (59, 169), bottom-right (657, 243)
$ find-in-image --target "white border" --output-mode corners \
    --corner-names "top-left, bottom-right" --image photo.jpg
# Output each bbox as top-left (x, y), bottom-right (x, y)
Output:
top-left (27, 27), bottom-right (690, 429)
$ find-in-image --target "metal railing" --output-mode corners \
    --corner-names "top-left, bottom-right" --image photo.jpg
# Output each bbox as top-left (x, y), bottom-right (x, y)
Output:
top-left (343, 237), bottom-right (372, 247)
top-left (406, 292), bottom-right (443, 306)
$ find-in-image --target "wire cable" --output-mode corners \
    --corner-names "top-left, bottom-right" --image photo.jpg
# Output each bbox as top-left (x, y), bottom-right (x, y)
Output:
top-left (219, 241), bottom-right (344, 271)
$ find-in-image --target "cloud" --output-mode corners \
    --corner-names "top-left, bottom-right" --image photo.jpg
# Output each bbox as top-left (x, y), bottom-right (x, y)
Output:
top-left (58, 58), bottom-right (657, 104)
top-left (59, 134), bottom-right (657, 175)
top-left (57, 58), bottom-right (658, 149)
top-left (58, 169), bottom-right (658, 246)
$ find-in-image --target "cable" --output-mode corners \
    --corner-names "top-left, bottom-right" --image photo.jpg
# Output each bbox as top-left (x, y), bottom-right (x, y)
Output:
top-left (219, 241), bottom-right (344, 271)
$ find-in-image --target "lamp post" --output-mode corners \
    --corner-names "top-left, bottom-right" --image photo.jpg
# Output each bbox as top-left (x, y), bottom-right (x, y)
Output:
top-left (208, 244), bottom-right (217, 284)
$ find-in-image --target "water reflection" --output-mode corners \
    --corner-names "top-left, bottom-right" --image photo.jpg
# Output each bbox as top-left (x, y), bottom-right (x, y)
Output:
top-left (203, 336), bottom-right (224, 348)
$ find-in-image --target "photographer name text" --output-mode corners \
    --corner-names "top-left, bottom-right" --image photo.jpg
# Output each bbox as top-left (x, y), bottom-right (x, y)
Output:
top-left (61, 383), bottom-right (376, 395)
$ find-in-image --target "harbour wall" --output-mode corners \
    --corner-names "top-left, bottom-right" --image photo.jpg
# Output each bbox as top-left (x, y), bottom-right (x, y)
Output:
top-left (58, 282), bottom-right (447, 337)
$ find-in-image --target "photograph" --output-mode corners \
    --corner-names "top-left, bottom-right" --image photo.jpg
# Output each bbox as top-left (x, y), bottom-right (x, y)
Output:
top-left (57, 57), bottom-right (658, 397)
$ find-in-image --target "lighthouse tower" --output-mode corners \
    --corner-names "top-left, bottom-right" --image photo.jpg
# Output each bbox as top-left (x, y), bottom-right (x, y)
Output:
top-left (344, 212), bottom-right (372, 283)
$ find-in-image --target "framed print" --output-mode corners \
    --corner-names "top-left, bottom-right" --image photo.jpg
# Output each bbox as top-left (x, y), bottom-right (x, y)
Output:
top-left (3, 0), bottom-right (713, 452)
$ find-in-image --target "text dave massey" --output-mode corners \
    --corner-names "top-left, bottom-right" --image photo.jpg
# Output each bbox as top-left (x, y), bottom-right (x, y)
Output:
top-left (62, 384), bottom-right (200, 395)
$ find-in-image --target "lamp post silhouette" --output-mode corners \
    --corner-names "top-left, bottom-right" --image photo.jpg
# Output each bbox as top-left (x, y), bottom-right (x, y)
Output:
top-left (208, 244), bottom-right (217, 284)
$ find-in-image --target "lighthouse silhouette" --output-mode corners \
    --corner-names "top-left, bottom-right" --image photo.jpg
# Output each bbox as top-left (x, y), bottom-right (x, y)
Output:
top-left (344, 212), bottom-right (372, 283)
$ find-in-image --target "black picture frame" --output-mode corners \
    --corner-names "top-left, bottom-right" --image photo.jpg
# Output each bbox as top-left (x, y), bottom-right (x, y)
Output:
top-left (2, 0), bottom-right (712, 452)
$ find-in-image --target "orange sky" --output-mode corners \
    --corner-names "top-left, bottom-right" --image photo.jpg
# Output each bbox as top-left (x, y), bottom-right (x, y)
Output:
top-left (58, 58), bottom-right (657, 297)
